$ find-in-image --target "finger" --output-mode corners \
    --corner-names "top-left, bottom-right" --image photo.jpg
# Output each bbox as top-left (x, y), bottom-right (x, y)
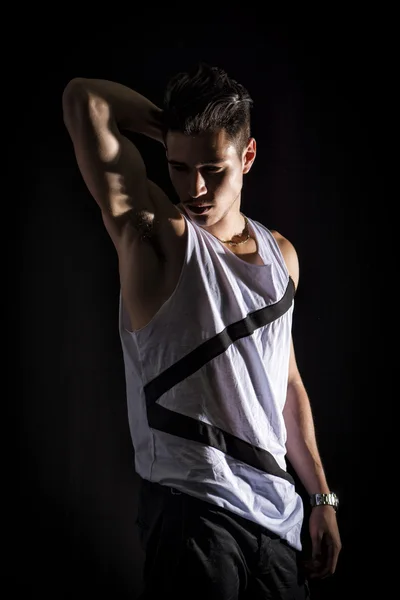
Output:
top-left (309, 561), bottom-right (331, 580)
top-left (311, 531), bottom-right (323, 560)
top-left (329, 542), bottom-right (341, 575)
top-left (311, 541), bottom-right (339, 579)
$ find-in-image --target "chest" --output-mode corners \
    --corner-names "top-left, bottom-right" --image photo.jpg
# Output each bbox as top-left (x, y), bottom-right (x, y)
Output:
top-left (223, 239), bottom-right (265, 266)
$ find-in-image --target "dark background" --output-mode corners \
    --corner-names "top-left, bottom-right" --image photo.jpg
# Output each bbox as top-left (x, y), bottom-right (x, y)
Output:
top-left (11, 22), bottom-right (384, 598)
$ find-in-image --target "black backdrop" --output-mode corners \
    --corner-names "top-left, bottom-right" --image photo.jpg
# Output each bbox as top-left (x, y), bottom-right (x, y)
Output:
top-left (11, 23), bottom-right (383, 598)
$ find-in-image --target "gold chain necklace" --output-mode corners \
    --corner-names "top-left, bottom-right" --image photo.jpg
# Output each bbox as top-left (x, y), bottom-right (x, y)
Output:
top-left (214, 214), bottom-right (251, 246)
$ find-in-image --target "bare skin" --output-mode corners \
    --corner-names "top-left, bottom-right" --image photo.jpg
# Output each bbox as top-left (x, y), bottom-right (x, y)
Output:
top-left (62, 77), bottom-right (341, 578)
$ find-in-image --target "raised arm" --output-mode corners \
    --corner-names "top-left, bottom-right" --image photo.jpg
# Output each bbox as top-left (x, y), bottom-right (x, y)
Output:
top-left (62, 77), bottom-right (181, 251)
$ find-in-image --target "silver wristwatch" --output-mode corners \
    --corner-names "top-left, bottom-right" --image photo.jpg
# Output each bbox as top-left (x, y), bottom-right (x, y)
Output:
top-left (310, 492), bottom-right (339, 512)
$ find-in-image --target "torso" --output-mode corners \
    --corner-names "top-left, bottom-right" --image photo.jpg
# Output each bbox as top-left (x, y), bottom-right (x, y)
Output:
top-left (120, 210), bottom-right (267, 331)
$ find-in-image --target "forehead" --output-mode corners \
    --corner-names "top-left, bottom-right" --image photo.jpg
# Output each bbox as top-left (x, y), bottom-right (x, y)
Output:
top-left (166, 129), bottom-right (237, 165)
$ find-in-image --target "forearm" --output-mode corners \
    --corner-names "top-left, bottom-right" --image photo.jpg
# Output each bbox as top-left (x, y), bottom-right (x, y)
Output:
top-left (283, 380), bottom-right (330, 495)
top-left (62, 77), bottom-right (164, 143)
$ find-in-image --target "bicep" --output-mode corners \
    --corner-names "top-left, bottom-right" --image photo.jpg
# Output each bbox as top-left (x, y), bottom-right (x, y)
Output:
top-left (271, 233), bottom-right (302, 384)
top-left (63, 82), bottom-right (155, 242)
top-left (288, 336), bottom-right (302, 386)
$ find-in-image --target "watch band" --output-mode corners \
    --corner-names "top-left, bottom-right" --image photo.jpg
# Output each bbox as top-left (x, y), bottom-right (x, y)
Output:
top-left (310, 492), bottom-right (339, 512)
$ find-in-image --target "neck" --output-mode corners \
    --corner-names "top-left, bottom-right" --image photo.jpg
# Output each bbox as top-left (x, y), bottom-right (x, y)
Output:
top-left (215, 214), bottom-right (250, 246)
top-left (202, 207), bottom-right (247, 245)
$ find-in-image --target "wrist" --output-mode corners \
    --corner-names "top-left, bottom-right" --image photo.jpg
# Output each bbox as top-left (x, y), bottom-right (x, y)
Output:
top-left (115, 96), bottom-right (163, 143)
top-left (309, 492), bottom-right (339, 512)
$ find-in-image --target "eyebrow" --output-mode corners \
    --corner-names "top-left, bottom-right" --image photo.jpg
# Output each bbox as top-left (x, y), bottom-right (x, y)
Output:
top-left (167, 158), bottom-right (225, 166)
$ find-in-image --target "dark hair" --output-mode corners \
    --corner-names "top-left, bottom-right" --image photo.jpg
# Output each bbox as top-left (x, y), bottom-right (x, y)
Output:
top-left (163, 62), bottom-right (253, 155)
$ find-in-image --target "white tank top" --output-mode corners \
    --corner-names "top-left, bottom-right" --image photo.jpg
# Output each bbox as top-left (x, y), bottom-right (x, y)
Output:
top-left (119, 211), bottom-right (304, 550)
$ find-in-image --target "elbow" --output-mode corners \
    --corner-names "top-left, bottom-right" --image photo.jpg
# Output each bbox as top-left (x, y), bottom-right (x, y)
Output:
top-left (62, 78), bottom-right (90, 129)
top-left (62, 78), bottom-right (112, 134)
top-left (62, 77), bottom-right (88, 103)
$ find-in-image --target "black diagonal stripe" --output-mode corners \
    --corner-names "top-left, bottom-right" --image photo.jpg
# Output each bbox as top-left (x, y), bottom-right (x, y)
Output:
top-left (143, 277), bottom-right (295, 484)
top-left (148, 403), bottom-right (295, 485)
top-left (144, 277), bottom-right (295, 406)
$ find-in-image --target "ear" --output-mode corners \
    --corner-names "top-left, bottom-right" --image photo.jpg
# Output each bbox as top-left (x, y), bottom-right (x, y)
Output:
top-left (242, 137), bottom-right (256, 174)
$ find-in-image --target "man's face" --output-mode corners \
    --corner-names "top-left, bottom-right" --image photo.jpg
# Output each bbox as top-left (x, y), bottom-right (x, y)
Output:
top-left (165, 129), bottom-right (256, 225)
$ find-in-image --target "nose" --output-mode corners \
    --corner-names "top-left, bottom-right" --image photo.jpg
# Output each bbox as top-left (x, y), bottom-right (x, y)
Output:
top-left (189, 171), bottom-right (207, 198)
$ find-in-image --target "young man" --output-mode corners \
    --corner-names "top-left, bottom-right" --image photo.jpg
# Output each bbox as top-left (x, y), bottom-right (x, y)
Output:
top-left (62, 62), bottom-right (341, 599)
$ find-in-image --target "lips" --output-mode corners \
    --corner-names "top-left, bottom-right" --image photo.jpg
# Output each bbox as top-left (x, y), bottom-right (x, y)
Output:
top-left (186, 204), bottom-right (212, 215)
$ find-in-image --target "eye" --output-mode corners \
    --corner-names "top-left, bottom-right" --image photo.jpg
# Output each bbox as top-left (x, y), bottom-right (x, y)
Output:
top-left (203, 166), bottom-right (223, 173)
top-left (171, 165), bottom-right (187, 172)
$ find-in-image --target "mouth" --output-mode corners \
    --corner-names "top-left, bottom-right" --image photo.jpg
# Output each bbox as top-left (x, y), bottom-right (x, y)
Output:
top-left (185, 204), bottom-right (212, 215)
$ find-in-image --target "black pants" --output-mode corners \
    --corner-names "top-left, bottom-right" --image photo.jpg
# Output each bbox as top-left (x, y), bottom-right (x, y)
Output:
top-left (136, 477), bottom-right (310, 599)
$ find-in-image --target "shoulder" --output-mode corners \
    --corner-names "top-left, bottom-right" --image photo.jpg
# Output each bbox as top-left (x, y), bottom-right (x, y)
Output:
top-left (270, 229), bottom-right (299, 291)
